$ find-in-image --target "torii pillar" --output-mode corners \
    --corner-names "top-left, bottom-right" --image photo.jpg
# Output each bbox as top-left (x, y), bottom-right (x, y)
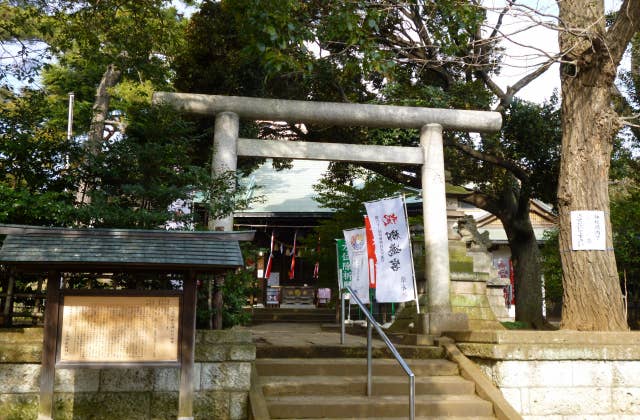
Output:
top-left (153, 92), bottom-right (501, 335)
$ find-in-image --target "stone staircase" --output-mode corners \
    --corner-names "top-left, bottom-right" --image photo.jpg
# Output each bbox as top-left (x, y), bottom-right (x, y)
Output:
top-left (254, 356), bottom-right (496, 419)
top-left (248, 306), bottom-right (336, 325)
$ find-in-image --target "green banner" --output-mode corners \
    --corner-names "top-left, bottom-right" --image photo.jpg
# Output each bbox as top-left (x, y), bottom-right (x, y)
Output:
top-left (336, 239), bottom-right (352, 290)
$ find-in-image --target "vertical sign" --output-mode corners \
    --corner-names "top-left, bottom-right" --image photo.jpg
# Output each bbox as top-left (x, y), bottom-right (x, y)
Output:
top-left (571, 210), bottom-right (606, 251)
top-left (336, 239), bottom-right (352, 290)
top-left (364, 196), bottom-right (417, 303)
top-left (343, 228), bottom-right (370, 304)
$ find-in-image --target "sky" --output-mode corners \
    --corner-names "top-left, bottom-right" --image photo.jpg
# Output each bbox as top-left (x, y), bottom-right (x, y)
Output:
top-left (483, 0), bottom-right (627, 104)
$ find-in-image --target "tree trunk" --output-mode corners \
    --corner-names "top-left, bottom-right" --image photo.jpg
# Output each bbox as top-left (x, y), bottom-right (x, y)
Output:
top-left (556, 1), bottom-right (629, 330)
top-left (463, 182), bottom-right (546, 327)
top-left (86, 64), bottom-right (121, 155)
top-left (77, 64), bottom-right (121, 204)
top-left (503, 206), bottom-right (545, 328)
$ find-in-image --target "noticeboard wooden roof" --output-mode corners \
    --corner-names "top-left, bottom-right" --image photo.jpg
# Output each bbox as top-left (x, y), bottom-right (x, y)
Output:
top-left (0, 224), bottom-right (254, 271)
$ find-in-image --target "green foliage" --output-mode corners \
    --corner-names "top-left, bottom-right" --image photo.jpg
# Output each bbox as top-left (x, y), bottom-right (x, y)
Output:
top-left (612, 187), bottom-right (640, 294)
top-left (540, 229), bottom-right (563, 307)
top-left (0, 87), bottom-right (77, 225)
top-left (196, 268), bottom-right (256, 329)
top-left (220, 268), bottom-right (255, 328)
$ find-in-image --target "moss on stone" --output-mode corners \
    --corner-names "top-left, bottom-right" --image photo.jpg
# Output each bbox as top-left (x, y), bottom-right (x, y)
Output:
top-left (0, 394), bottom-right (38, 420)
top-left (54, 392), bottom-right (153, 419)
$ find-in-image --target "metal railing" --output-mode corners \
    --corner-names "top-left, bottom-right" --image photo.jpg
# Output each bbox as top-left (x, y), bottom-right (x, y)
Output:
top-left (341, 286), bottom-right (415, 420)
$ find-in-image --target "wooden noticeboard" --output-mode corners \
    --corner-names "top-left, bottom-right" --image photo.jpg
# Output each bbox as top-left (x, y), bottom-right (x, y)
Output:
top-left (59, 295), bottom-right (180, 364)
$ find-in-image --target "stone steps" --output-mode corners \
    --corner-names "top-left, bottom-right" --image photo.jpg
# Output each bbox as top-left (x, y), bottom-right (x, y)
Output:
top-left (256, 343), bottom-right (445, 359)
top-left (248, 307), bottom-right (336, 324)
top-left (255, 358), bottom-right (496, 419)
top-left (265, 392), bottom-right (494, 418)
top-left (256, 358), bottom-right (459, 376)
top-left (260, 375), bottom-right (476, 396)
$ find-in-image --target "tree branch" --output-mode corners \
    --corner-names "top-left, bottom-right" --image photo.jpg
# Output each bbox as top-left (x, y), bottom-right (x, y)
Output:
top-left (606, 0), bottom-right (640, 65)
top-left (459, 190), bottom-right (502, 217)
top-left (444, 136), bottom-right (531, 183)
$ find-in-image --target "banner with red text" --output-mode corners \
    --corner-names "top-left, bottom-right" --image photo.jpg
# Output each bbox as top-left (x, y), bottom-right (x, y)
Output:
top-left (364, 196), bottom-right (416, 303)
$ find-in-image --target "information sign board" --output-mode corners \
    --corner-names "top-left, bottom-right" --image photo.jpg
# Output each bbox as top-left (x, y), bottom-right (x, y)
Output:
top-left (59, 295), bottom-right (180, 364)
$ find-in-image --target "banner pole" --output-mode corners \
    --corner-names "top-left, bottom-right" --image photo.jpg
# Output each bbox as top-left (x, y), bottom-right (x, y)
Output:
top-left (402, 194), bottom-right (420, 314)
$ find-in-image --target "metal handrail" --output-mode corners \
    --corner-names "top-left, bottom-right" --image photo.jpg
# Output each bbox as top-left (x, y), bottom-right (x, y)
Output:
top-left (342, 286), bottom-right (415, 420)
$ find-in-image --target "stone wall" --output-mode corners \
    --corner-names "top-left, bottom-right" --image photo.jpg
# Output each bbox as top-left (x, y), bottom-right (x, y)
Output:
top-left (0, 328), bottom-right (255, 420)
top-left (448, 330), bottom-right (640, 419)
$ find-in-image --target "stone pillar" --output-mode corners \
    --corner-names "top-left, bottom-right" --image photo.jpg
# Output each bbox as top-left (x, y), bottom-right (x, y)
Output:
top-left (420, 124), bottom-right (468, 334)
top-left (210, 112), bottom-right (239, 231)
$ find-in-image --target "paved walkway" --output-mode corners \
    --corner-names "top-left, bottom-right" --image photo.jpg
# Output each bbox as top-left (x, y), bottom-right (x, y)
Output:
top-left (241, 322), bottom-right (387, 348)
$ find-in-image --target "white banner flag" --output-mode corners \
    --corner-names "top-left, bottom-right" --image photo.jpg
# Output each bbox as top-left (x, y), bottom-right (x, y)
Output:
top-left (364, 196), bottom-right (416, 303)
top-left (343, 228), bottom-right (370, 304)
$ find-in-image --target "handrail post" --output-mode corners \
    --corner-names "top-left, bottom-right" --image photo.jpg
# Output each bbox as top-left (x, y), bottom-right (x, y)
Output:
top-left (340, 289), bottom-right (345, 345)
top-left (367, 318), bottom-right (372, 396)
top-left (346, 286), bottom-right (414, 420)
top-left (409, 373), bottom-right (415, 420)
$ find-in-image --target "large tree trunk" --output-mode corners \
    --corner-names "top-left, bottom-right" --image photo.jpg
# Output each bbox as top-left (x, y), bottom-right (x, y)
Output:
top-left (556, 0), bottom-right (638, 330)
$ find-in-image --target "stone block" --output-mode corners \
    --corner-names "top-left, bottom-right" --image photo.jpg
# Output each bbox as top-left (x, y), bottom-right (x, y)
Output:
top-left (451, 280), bottom-right (487, 294)
top-left (612, 361), bottom-right (640, 386)
top-left (0, 364), bottom-right (40, 393)
top-left (562, 416), bottom-right (640, 420)
top-left (494, 361), bottom-right (572, 387)
top-left (571, 361), bottom-right (613, 386)
top-left (426, 311), bottom-right (469, 335)
top-left (229, 344), bottom-right (256, 361)
top-left (0, 343), bottom-right (42, 363)
top-left (149, 391), bottom-right (179, 419)
top-left (0, 328), bottom-right (43, 343)
top-left (229, 391), bottom-right (248, 420)
top-left (195, 390), bottom-right (230, 420)
top-left (100, 367), bottom-right (154, 392)
top-left (154, 365), bottom-right (202, 392)
top-left (525, 387), bottom-right (611, 416)
top-left (197, 328), bottom-right (252, 345)
top-left (0, 393), bottom-right (39, 419)
top-left (54, 368), bottom-right (100, 392)
top-left (498, 387), bottom-right (522, 413)
top-left (450, 293), bottom-right (489, 307)
top-left (612, 387), bottom-right (640, 414)
top-left (196, 344), bottom-right (229, 362)
top-left (54, 391), bottom-right (152, 419)
top-left (200, 362), bottom-right (251, 391)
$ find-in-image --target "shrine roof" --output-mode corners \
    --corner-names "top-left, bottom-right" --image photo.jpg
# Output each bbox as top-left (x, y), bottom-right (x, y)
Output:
top-left (0, 224), bottom-right (253, 271)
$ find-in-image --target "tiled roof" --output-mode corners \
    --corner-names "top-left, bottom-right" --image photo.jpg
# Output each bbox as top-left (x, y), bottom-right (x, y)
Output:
top-left (0, 226), bottom-right (249, 269)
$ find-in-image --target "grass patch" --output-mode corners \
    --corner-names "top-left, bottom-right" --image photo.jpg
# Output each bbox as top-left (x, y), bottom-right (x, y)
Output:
top-left (501, 321), bottom-right (530, 330)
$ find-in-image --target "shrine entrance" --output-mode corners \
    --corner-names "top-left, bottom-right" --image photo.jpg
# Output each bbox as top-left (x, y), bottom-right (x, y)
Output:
top-left (154, 92), bottom-right (501, 334)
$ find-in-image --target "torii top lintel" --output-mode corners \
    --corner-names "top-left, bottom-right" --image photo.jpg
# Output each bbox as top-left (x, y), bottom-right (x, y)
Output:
top-left (153, 92), bottom-right (502, 133)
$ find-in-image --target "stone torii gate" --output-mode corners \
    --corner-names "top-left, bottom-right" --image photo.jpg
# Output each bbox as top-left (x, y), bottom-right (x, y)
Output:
top-left (153, 92), bottom-right (501, 334)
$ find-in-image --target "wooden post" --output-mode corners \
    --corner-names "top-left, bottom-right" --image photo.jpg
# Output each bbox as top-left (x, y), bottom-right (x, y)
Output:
top-left (213, 276), bottom-right (224, 330)
top-left (39, 270), bottom-right (61, 420)
top-left (178, 270), bottom-right (198, 420)
top-left (2, 270), bottom-right (15, 327)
